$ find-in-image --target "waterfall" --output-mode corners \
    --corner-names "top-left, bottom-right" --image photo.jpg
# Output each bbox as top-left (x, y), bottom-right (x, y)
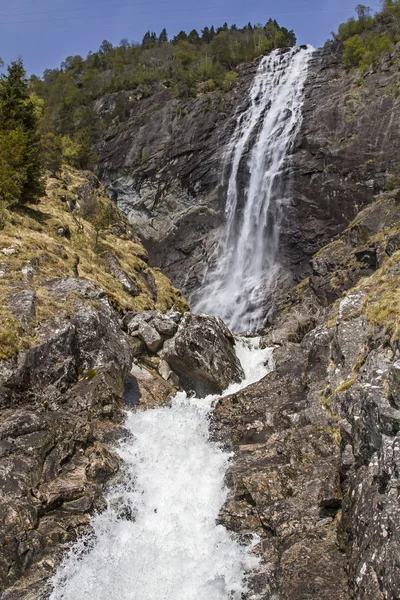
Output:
top-left (49, 340), bottom-right (274, 600)
top-left (193, 46), bottom-right (314, 333)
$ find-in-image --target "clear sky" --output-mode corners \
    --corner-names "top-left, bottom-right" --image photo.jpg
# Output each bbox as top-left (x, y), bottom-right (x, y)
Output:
top-left (0, 0), bottom-right (381, 77)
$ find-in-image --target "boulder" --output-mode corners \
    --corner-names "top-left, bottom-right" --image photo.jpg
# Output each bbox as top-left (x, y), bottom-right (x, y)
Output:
top-left (152, 314), bottom-right (178, 337)
top-left (162, 313), bottom-right (244, 396)
top-left (137, 322), bottom-right (163, 353)
top-left (8, 290), bottom-right (37, 330)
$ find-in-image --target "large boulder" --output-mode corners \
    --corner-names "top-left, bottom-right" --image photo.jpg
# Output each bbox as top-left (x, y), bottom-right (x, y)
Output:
top-left (162, 313), bottom-right (244, 396)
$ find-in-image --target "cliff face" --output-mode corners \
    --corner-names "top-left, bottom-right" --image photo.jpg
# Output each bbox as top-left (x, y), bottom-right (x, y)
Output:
top-left (287, 41), bottom-right (400, 281)
top-left (97, 61), bottom-right (257, 298)
top-left (98, 43), bottom-right (400, 305)
top-left (214, 190), bottom-right (400, 600)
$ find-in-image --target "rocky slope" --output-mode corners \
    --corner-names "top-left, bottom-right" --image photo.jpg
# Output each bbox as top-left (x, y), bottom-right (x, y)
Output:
top-left (0, 169), bottom-right (187, 598)
top-left (214, 188), bottom-right (400, 599)
top-left (97, 42), bottom-right (400, 306)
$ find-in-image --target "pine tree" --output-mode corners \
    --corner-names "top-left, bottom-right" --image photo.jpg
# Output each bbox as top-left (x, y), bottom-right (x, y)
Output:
top-left (159, 28), bottom-right (168, 44)
top-left (0, 59), bottom-right (43, 206)
top-left (188, 29), bottom-right (200, 44)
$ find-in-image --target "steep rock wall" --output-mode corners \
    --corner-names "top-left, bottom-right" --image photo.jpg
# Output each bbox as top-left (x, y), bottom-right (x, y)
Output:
top-left (98, 43), bottom-right (400, 310)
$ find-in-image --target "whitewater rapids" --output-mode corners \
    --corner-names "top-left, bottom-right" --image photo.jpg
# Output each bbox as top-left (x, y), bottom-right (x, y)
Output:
top-left (50, 338), bottom-right (274, 600)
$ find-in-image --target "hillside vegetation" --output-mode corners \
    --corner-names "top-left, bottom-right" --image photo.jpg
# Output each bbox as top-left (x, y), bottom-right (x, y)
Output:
top-left (332, 1), bottom-right (400, 71)
top-left (0, 167), bottom-right (187, 360)
top-left (28, 19), bottom-right (296, 169)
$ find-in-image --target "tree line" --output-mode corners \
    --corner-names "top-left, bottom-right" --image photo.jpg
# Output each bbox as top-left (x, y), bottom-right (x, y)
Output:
top-left (27, 19), bottom-right (295, 171)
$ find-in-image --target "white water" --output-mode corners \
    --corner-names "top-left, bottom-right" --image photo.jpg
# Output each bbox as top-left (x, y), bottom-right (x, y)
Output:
top-left (50, 339), bottom-right (274, 600)
top-left (193, 46), bottom-right (314, 333)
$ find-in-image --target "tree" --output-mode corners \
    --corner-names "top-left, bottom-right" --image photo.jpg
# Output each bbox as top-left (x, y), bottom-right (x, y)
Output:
top-left (0, 59), bottom-right (43, 206)
top-left (201, 26), bottom-right (211, 43)
top-left (159, 28), bottom-right (168, 44)
top-left (188, 29), bottom-right (200, 44)
top-left (172, 30), bottom-right (188, 44)
top-left (175, 41), bottom-right (196, 67)
top-left (356, 4), bottom-right (372, 20)
top-left (99, 40), bottom-right (113, 55)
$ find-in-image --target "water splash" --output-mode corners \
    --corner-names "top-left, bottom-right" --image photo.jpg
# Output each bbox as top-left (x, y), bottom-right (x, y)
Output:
top-left (193, 46), bottom-right (314, 333)
top-left (50, 339), bottom-right (273, 600)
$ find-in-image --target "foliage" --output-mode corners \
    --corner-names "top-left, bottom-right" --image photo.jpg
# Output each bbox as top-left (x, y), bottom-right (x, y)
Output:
top-left (333, 2), bottom-right (400, 71)
top-left (0, 60), bottom-right (44, 207)
top-left (29, 19), bottom-right (296, 163)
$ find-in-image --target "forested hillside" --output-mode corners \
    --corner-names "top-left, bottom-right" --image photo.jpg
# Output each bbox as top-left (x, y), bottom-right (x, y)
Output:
top-left (28, 20), bottom-right (296, 170)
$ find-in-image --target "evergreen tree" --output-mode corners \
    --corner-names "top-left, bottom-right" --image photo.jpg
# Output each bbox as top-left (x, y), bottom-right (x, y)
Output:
top-left (0, 59), bottom-right (43, 206)
top-left (173, 30), bottom-right (188, 44)
top-left (201, 26), bottom-right (211, 43)
top-left (159, 28), bottom-right (168, 44)
top-left (188, 29), bottom-right (200, 44)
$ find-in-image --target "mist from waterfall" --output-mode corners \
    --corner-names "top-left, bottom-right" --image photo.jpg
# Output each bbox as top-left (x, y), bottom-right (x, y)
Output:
top-left (193, 46), bottom-right (314, 333)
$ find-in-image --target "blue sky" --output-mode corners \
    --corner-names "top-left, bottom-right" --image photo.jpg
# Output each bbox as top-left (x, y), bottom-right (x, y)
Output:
top-left (0, 0), bottom-right (381, 76)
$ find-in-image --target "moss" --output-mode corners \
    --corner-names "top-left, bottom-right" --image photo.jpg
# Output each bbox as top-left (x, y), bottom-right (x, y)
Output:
top-left (81, 368), bottom-right (98, 380)
top-left (335, 375), bottom-right (358, 394)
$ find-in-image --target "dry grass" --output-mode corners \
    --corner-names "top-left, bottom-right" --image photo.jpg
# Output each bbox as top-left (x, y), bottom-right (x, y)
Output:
top-left (0, 166), bottom-right (188, 359)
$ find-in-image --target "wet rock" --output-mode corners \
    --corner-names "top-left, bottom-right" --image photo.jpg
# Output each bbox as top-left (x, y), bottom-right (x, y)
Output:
top-left (0, 281), bottom-right (134, 596)
top-left (162, 313), bottom-right (244, 396)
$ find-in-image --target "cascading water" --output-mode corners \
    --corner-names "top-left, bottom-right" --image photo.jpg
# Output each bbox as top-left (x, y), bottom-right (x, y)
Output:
top-left (49, 48), bottom-right (312, 600)
top-left (193, 46), bottom-right (314, 333)
top-left (49, 339), bottom-right (274, 600)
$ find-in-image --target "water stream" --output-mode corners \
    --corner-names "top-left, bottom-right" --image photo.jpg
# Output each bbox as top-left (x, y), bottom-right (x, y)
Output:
top-left (193, 46), bottom-right (313, 332)
top-left (50, 340), bottom-right (274, 600)
top-left (50, 47), bottom-right (311, 599)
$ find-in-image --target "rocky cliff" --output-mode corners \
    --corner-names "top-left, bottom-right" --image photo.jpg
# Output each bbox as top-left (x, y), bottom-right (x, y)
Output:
top-left (214, 188), bottom-right (400, 600)
top-left (0, 168), bottom-right (187, 598)
top-left (97, 42), bottom-right (400, 307)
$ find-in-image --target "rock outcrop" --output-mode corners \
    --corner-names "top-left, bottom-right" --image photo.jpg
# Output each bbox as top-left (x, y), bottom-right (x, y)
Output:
top-left (213, 191), bottom-right (400, 600)
top-left (123, 310), bottom-right (244, 396)
top-left (0, 169), bottom-right (188, 598)
top-left (161, 313), bottom-right (244, 396)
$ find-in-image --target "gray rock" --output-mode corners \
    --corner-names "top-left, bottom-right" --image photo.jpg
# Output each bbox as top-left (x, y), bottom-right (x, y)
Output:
top-left (158, 359), bottom-right (173, 381)
top-left (43, 277), bottom-right (107, 301)
top-left (388, 360), bottom-right (400, 407)
top-left (103, 252), bottom-right (140, 296)
top-left (162, 313), bottom-right (244, 396)
top-left (8, 290), bottom-right (37, 330)
top-left (21, 258), bottom-right (40, 280)
top-left (0, 279), bottom-right (134, 597)
top-left (0, 262), bottom-right (9, 278)
top-left (137, 322), bottom-right (163, 353)
top-left (152, 315), bottom-right (177, 337)
top-left (2, 246), bottom-right (18, 256)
